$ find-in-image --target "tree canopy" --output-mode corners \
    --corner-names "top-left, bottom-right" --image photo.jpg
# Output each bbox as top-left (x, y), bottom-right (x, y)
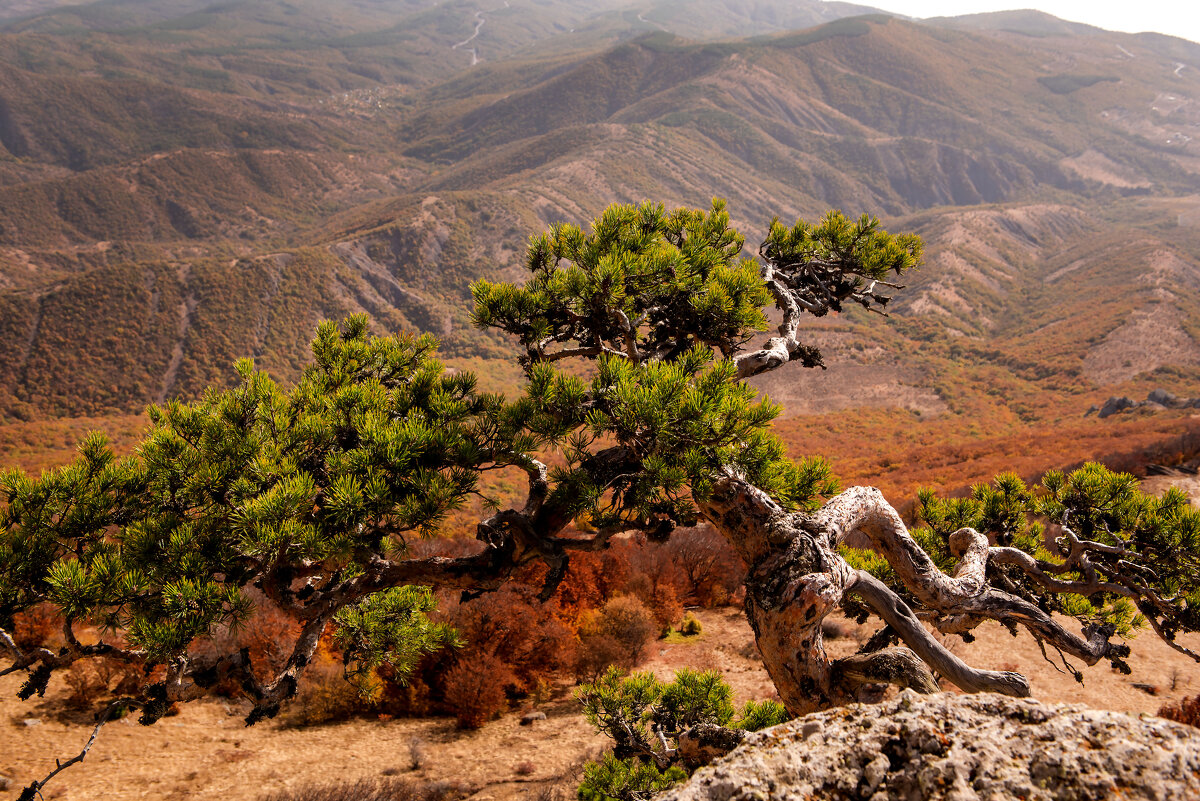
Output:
top-left (3, 199), bottom-right (1199, 800)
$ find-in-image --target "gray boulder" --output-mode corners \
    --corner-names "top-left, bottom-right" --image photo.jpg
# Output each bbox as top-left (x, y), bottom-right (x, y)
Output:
top-left (1097, 396), bottom-right (1136, 418)
top-left (1148, 388), bottom-right (1180, 407)
top-left (660, 690), bottom-right (1200, 801)
top-left (1090, 389), bottom-right (1200, 417)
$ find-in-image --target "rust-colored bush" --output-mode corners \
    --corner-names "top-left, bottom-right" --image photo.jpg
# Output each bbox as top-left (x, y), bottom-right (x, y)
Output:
top-left (624, 538), bottom-right (682, 616)
top-left (62, 657), bottom-right (144, 711)
top-left (288, 659), bottom-right (370, 727)
top-left (582, 595), bottom-right (656, 666)
top-left (574, 633), bottom-right (626, 683)
top-left (192, 589), bottom-right (300, 694)
top-left (63, 661), bottom-right (108, 710)
top-left (547, 528), bottom-right (744, 636)
top-left (553, 550), bottom-right (610, 624)
top-left (1159, 694), bottom-right (1200, 728)
top-left (437, 585), bottom-right (575, 693)
top-left (624, 570), bottom-right (685, 632)
top-left (11, 603), bottom-right (61, 650)
top-left (442, 651), bottom-right (514, 729)
top-left (378, 669), bottom-right (438, 718)
top-left (368, 531), bottom-right (730, 720)
top-left (665, 526), bottom-right (746, 607)
top-left (644, 581), bottom-right (684, 632)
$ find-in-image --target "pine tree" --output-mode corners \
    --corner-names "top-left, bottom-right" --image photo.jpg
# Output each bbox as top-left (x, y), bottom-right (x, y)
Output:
top-left (4, 200), bottom-right (1199, 798)
top-left (575, 666), bottom-right (789, 800)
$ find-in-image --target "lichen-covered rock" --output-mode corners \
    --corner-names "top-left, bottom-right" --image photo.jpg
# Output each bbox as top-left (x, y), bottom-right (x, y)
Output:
top-left (659, 691), bottom-right (1200, 801)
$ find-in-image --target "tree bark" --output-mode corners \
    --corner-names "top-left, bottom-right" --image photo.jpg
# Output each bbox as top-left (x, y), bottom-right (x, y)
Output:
top-left (698, 475), bottom-right (1030, 715)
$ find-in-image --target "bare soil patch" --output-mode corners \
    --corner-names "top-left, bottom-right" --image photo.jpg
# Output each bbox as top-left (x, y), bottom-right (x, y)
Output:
top-left (4, 606), bottom-right (1198, 801)
top-left (1060, 150), bottom-right (1152, 189)
top-left (1083, 304), bottom-right (1200, 385)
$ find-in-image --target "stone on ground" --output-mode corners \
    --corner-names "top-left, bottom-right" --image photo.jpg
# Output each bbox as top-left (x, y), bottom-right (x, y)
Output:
top-left (660, 690), bottom-right (1200, 801)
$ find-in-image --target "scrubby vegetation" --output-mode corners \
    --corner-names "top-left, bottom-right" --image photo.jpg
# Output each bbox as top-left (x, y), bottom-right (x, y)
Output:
top-left (577, 668), bottom-right (789, 800)
top-left (3, 199), bottom-right (1200, 801)
top-left (1160, 694), bottom-right (1200, 729)
top-left (2, 2), bottom-right (1200, 798)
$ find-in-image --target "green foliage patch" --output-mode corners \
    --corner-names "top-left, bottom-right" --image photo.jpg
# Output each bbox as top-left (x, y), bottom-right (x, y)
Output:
top-left (576, 667), bottom-right (789, 800)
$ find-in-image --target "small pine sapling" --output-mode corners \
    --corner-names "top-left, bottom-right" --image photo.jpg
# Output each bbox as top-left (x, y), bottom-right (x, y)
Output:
top-left (576, 667), bottom-right (789, 799)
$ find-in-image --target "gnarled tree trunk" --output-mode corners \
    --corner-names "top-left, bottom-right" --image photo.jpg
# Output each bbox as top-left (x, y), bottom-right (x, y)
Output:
top-left (698, 473), bottom-right (1030, 715)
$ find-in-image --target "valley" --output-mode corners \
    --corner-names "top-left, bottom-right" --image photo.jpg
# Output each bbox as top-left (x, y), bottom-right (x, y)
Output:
top-left (2, 3), bottom-right (1198, 501)
top-left (3, 4), bottom-right (1200, 800)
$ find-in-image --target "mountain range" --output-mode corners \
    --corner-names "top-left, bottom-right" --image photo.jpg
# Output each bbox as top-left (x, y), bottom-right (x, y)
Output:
top-left (1, 0), bottom-right (1198, 490)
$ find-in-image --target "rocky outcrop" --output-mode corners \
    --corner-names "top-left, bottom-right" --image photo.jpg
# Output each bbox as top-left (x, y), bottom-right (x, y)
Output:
top-left (660, 690), bottom-right (1200, 801)
top-left (1087, 388), bottom-right (1200, 418)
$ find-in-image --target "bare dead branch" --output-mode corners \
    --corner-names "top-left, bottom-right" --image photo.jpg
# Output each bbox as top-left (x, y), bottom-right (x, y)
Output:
top-left (823, 487), bottom-right (1129, 666)
top-left (19, 697), bottom-right (142, 801)
top-left (849, 571), bottom-right (1029, 697)
top-left (988, 547), bottom-right (1132, 596)
top-left (612, 309), bottom-right (643, 363)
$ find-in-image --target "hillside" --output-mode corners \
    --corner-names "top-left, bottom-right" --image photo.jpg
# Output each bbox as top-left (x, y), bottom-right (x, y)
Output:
top-left (0, 1), bottom-right (1198, 501)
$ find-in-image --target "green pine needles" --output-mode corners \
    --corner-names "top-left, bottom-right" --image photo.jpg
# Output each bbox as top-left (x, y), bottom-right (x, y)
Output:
top-left (576, 667), bottom-right (789, 801)
top-left (473, 200), bottom-right (769, 365)
top-left (3, 198), bottom-right (1197, 801)
top-left (474, 199), bottom-right (848, 539)
top-left (841, 465), bottom-right (1200, 675)
top-left (3, 316), bottom-right (492, 699)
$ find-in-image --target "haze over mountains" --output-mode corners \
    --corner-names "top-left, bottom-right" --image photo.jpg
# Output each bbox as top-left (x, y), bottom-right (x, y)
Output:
top-left (0, 0), bottom-right (1198, 463)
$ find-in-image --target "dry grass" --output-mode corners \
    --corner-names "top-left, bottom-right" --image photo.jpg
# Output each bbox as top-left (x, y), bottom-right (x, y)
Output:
top-left (4, 603), bottom-right (1200, 801)
top-left (259, 777), bottom-right (471, 801)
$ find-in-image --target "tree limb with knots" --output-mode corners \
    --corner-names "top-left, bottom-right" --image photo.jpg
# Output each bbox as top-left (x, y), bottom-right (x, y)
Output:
top-left (4, 199), bottom-right (1198, 796)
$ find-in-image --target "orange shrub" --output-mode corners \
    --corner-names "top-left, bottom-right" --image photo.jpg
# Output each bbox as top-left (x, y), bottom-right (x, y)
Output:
top-left (574, 633), bottom-right (627, 683)
top-left (288, 658), bottom-right (372, 727)
top-left (625, 573), bottom-right (684, 632)
top-left (11, 603), bottom-right (61, 650)
top-left (582, 595), bottom-right (656, 665)
top-left (1159, 695), bottom-right (1200, 728)
top-left (442, 652), bottom-right (514, 728)
top-left (192, 588), bottom-right (300, 694)
top-left (553, 550), bottom-right (610, 624)
top-left (664, 526), bottom-right (746, 607)
top-left (437, 585), bottom-right (575, 692)
top-left (62, 657), bottom-right (144, 711)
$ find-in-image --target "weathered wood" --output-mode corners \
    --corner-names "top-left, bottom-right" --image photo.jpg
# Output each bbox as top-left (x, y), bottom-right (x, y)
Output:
top-left (698, 475), bottom-right (1032, 714)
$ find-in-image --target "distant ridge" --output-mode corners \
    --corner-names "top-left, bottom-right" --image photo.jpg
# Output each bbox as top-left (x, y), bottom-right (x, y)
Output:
top-left (0, 1), bottom-right (1197, 429)
top-left (926, 9), bottom-right (1104, 37)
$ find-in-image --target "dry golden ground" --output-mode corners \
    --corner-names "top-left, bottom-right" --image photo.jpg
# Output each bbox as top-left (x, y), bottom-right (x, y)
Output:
top-left (3, 605), bottom-right (1199, 801)
top-left (3, 421), bottom-right (1199, 799)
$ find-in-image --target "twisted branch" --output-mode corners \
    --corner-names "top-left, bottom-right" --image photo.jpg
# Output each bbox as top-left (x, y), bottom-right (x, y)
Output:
top-left (825, 486), bottom-right (1129, 666)
top-left (19, 697), bottom-right (143, 801)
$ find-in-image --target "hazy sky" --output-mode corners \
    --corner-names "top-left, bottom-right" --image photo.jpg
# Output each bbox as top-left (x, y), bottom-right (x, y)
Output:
top-left (862, 1), bottom-right (1200, 45)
